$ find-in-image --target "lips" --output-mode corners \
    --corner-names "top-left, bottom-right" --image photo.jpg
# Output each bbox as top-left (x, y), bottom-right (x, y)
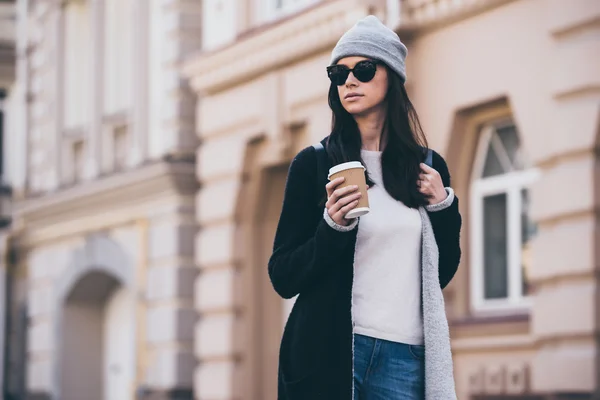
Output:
top-left (344, 93), bottom-right (363, 100)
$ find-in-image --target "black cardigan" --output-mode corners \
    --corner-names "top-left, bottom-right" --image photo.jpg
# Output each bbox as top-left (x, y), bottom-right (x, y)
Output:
top-left (268, 139), bottom-right (462, 399)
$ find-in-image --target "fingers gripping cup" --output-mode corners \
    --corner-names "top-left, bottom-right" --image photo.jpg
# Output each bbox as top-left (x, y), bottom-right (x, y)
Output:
top-left (328, 161), bottom-right (370, 219)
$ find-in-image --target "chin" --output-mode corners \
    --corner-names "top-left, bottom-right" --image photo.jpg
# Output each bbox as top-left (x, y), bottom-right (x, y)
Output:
top-left (343, 103), bottom-right (369, 115)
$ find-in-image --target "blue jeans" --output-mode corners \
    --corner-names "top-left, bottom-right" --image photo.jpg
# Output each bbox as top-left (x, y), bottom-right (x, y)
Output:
top-left (353, 333), bottom-right (425, 400)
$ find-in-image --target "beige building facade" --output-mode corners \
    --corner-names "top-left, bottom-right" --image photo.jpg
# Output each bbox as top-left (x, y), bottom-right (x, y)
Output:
top-left (2, 0), bottom-right (598, 399)
top-left (183, 0), bottom-right (600, 399)
top-left (5, 0), bottom-right (201, 399)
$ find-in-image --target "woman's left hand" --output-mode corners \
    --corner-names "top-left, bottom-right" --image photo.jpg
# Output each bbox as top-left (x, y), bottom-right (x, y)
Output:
top-left (418, 163), bottom-right (447, 205)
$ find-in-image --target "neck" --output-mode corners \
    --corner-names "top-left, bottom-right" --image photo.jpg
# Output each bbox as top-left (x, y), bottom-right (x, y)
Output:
top-left (355, 108), bottom-right (386, 151)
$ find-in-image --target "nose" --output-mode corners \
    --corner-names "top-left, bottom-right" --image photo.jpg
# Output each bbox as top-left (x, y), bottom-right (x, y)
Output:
top-left (345, 71), bottom-right (359, 87)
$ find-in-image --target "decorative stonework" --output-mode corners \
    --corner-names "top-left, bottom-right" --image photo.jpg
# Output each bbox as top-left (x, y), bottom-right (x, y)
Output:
top-left (182, 0), bottom-right (517, 95)
top-left (154, 0), bottom-right (201, 160)
top-left (182, 0), bottom-right (383, 95)
top-left (54, 234), bottom-right (132, 304)
top-left (528, 0), bottom-right (600, 393)
top-left (14, 161), bottom-right (197, 246)
top-left (400, 0), bottom-right (516, 30)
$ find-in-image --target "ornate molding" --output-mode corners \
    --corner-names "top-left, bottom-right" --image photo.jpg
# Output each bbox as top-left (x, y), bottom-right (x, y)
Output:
top-left (13, 160), bottom-right (198, 236)
top-left (182, 0), bottom-right (518, 95)
top-left (182, 0), bottom-right (384, 95)
top-left (398, 0), bottom-right (518, 32)
top-left (55, 234), bottom-right (133, 303)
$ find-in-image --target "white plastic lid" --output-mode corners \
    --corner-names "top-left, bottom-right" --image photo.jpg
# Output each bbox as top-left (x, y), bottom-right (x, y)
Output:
top-left (328, 161), bottom-right (365, 179)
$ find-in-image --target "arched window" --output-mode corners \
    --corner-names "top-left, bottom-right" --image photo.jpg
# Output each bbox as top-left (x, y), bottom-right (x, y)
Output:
top-left (470, 120), bottom-right (540, 313)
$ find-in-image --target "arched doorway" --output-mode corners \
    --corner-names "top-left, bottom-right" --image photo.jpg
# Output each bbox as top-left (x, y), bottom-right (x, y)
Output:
top-left (235, 137), bottom-right (295, 400)
top-left (251, 163), bottom-right (291, 400)
top-left (52, 234), bottom-right (134, 400)
top-left (59, 271), bottom-right (135, 400)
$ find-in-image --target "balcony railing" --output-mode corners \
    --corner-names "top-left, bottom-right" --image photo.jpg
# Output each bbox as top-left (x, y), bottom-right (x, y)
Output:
top-left (399, 0), bottom-right (512, 28)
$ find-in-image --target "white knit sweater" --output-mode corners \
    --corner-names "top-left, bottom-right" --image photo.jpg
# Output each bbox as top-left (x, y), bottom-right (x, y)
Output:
top-left (323, 149), bottom-right (455, 345)
top-left (356, 149), bottom-right (424, 345)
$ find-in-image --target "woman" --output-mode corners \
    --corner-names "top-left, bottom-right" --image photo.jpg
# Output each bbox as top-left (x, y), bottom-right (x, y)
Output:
top-left (268, 15), bottom-right (461, 400)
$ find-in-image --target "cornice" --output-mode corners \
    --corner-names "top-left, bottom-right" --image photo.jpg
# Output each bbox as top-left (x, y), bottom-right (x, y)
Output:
top-left (397, 0), bottom-right (518, 35)
top-left (182, 0), bottom-right (518, 95)
top-left (182, 0), bottom-right (382, 95)
top-left (14, 160), bottom-right (198, 232)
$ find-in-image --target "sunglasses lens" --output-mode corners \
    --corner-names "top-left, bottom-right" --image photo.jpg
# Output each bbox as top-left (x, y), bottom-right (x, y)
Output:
top-left (328, 66), bottom-right (349, 86)
top-left (327, 61), bottom-right (377, 86)
top-left (353, 61), bottom-right (377, 83)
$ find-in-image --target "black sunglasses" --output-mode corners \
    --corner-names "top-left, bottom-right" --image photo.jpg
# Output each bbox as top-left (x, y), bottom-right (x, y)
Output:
top-left (327, 60), bottom-right (379, 86)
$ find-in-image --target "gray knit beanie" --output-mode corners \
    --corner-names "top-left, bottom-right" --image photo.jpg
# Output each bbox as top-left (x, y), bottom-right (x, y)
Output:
top-left (330, 15), bottom-right (408, 82)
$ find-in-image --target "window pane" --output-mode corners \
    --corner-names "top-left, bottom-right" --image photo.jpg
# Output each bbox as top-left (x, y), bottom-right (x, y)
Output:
top-left (113, 125), bottom-right (129, 171)
top-left (104, 0), bottom-right (133, 114)
top-left (72, 140), bottom-right (85, 183)
top-left (496, 125), bottom-right (522, 169)
top-left (482, 141), bottom-right (505, 178)
top-left (521, 189), bottom-right (537, 295)
top-left (64, 2), bottom-right (91, 128)
top-left (484, 193), bottom-right (508, 299)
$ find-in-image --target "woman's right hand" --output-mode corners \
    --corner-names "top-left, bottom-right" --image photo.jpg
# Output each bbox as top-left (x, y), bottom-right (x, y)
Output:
top-left (325, 177), bottom-right (362, 226)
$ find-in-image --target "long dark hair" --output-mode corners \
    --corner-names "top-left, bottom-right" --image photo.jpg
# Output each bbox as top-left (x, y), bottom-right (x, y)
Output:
top-left (326, 66), bottom-right (430, 209)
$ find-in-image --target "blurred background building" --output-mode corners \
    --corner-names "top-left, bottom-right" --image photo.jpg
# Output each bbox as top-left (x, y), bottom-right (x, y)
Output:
top-left (0, 1), bottom-right (16, 399)
top-left (4, 0), bottom-right (200, 399)
top-left (0, 0), bottom-right (598, 399)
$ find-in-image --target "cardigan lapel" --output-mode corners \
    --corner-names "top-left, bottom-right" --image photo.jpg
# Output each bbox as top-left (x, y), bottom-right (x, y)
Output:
top-left (419, 207), bottom-right (457, 399)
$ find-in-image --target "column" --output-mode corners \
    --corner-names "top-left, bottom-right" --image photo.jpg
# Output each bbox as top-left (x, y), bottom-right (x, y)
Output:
top-left (158, 0), bottom-right (201, 160)
top-left (13, 0), bottom-right (30, 196)
top-left (51, 3), bottom-right (63, 189)
top-left (530, 0), bottom-right (600, 395)
top-left (84, 0), bottom-right (104, 180)
top-left (129, 0), bottom-right (149, 167)
top-left (194, 137), bottom-right (247, 400)
top-left (143, 201), bottom-right (198, 399)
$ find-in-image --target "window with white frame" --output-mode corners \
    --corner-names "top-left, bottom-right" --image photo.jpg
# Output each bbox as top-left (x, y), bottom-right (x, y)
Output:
top-left (103, 0), bottom-right (133, 116)
top-left (470, 121), bottom-right (540, 313)
top-left (202, 0), bottom-right (237, 51)
top-left (259, 0), bottom-right (320, 22)
top-left (63, 0), bottom-right (92, 129)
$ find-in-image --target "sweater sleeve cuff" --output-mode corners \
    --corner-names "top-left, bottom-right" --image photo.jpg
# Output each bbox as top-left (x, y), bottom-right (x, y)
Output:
top-left (323, 207), bottom-right (359, 232)
top-left (426, 187), bottom-right (455, 212)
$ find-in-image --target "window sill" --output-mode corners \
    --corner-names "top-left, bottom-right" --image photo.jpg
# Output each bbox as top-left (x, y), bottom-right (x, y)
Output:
top-left (450, 312), bottom-right (530, 340)
top-left (452, 312), bottom-right (529, 327)
top-left (102, 110), bottom-right (129, 126)
top-left (470, 296), bottom-right (533, 315)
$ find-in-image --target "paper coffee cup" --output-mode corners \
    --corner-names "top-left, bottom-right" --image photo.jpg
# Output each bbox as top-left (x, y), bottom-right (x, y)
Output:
top-left (328, 161), bottom-right (370, 219)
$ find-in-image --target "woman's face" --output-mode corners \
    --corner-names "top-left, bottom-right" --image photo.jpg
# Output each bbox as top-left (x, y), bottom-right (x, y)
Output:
top-left (335, 56), bottom-right (389, 117)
